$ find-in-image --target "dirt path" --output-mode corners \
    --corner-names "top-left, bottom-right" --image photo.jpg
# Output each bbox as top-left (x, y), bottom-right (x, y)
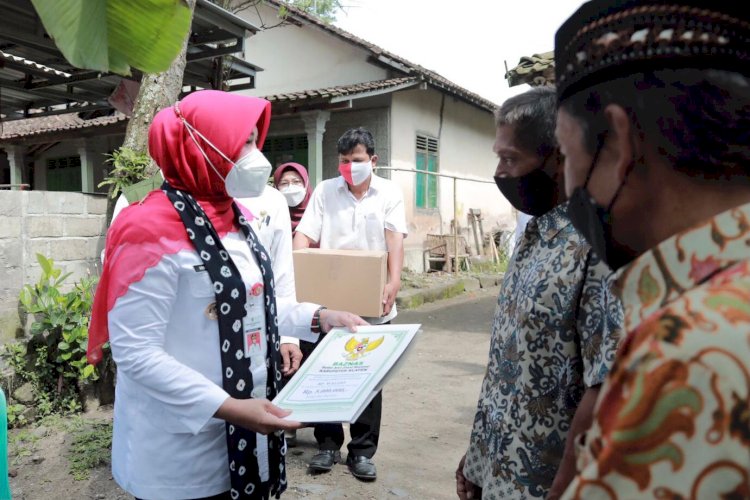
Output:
top-left (8, 288), bottom-right (497, 500)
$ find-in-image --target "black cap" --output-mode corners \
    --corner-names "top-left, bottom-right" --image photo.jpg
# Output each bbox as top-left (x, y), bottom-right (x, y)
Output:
top-left (555, 1), bottom-right (750, 102)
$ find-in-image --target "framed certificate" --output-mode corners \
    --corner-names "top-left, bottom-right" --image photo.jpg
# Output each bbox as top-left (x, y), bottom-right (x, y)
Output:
top-left (273, 324), bottom-right (421, 423)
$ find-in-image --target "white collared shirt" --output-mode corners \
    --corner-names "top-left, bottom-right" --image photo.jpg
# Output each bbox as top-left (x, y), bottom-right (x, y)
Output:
top-left (296, 174), bottom-right (408, 324)
top-left (110, 232), bottom-right (270, 499)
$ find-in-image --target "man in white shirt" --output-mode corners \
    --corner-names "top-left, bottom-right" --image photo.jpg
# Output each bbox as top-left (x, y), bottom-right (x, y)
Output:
top-left (294, 127), bottom-right (408, 481)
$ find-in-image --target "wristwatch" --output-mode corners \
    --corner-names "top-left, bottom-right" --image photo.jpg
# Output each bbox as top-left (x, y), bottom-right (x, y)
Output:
top-left (311, 306), bottom-right (328, 334)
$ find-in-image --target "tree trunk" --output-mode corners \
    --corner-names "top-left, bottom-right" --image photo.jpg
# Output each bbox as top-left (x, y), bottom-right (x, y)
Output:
top-left (99, 2), bottom-right (196, 402)
top-left (121, 0), bottom-right (196, 174)
top-left (105, 0), bottom-right (196, 224)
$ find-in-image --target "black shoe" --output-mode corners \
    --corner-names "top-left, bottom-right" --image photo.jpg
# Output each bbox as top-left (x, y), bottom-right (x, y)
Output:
top-left (346, 455), bottom-right (377, 481)
top-left (309, 450), bottom-right (341, 472)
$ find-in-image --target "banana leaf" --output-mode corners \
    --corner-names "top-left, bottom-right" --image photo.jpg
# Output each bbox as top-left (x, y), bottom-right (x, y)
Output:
top-left (30, 0), bottom-right (192, 75)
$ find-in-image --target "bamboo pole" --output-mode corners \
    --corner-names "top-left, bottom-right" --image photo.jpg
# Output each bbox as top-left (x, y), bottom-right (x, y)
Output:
top-left (469, 209), bottom-right (482, 256)
top-left (453, 177), bottom-right (459, 273)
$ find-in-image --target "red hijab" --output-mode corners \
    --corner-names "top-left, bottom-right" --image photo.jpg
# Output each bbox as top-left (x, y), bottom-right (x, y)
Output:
top-left (150, 90), bottom-right (270, 200)
top-left (88, 91), bottom-right (271, 364)
top-left (273, 162), bottom-right (311, 233)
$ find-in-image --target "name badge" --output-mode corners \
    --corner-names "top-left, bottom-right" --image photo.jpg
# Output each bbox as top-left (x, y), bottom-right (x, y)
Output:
top-left (243, 302), bottom-right (264, 358)
top-left (244, 328), bottom-right (263, 358)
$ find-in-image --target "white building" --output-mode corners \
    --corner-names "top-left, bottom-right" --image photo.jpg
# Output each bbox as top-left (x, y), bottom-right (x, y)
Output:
top-left (238, 1), bottom-right (514, 270)
top-left (1, 1), bottom-right (515, 272)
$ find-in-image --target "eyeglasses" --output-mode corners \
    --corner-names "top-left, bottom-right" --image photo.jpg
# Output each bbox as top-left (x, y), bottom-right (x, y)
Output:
top-left (278, 180), bottom-right (304, 188)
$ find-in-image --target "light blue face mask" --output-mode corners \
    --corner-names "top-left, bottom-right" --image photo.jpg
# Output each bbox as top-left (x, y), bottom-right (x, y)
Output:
top-left (176, 106), bottom-right (272, 198)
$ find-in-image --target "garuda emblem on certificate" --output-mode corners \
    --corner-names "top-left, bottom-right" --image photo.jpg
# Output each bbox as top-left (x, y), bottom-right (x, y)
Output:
top-left (343, 336), bottom-right (384, 361)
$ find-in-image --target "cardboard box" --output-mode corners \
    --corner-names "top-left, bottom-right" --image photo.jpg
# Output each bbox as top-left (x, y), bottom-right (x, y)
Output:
top-left (293, 249), bottom-right (387, 317)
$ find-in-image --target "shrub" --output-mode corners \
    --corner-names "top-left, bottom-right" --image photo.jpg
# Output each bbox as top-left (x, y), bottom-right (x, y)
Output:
top-left (7, 254), bottom-right (105, 420)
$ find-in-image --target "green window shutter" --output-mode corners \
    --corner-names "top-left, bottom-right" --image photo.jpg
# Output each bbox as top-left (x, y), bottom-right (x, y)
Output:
top-left (263, 135), bottom-right (309, 173)
top-left (416, 134), bottom-right (439, 209)
top-left (415, 152), bottom-right (426, 208)
top-left (46, 156), bottom-right (82, 192)
top-left (427, 154), bottom-right (438, 209)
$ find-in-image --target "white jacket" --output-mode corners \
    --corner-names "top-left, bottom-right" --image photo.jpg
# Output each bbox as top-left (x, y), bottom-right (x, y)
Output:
top-left (109, 196), bottom-right (318, 498)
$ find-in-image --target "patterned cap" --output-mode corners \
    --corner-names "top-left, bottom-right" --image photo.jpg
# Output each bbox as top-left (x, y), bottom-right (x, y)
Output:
top-left (555, 0), bottom-right (750, 102)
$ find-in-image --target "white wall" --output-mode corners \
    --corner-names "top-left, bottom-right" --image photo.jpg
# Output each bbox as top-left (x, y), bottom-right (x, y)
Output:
top-left (231, 4), bottom-right (515, 271)
top-left (390, 88), bottom-right (514, 270)
top-left (236, 3), bottom-right (389, 97)
top-left (389, 87), bottom-right (442, 263)
top-left (439, 96), bottom-right (514, 232)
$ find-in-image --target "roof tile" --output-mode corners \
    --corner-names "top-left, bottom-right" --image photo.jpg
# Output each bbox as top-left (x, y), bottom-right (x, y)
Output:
top-left (265, 77), bottom-right (417, 102)
top-left (0, 112), bottom-right (127, 140)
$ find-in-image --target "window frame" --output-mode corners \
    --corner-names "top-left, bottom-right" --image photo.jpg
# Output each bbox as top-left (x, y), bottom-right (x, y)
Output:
top-left (415, 133), bottom-right (439, 210)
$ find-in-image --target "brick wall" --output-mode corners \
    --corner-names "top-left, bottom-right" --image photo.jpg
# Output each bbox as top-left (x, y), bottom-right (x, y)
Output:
top-left (0, 191), bottom-right (107, 343)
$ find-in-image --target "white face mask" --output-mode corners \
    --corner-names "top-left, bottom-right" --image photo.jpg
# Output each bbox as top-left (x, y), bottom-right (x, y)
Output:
top-left (224, 148), bottom-right (272, 199)
top-left (338, 160), bottom-right (372, 186)
top-left (176, 103), bottom-right (270, 198)
top-left (280, 184), bottom-right (306, 207)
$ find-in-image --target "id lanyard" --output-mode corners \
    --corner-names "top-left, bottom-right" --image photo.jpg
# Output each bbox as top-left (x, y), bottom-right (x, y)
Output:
top-left (243, 281), bottom-right (267, 398)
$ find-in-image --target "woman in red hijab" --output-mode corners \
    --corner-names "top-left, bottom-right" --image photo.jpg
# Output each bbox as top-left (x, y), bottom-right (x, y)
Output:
top-left (88, 90), bottom-right (313, 500)
top-left (273, 162), bottom-right (311, 235)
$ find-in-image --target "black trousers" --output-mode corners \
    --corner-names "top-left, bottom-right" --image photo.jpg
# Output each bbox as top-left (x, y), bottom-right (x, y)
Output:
top-left (300, 337), bottom-right (383, 459)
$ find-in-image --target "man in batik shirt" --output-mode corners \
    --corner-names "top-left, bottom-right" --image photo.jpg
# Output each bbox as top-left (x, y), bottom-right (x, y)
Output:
top-left (456, 86), bottom-right (624, 499)
top-left (554, 1), bottom-right (750, 498)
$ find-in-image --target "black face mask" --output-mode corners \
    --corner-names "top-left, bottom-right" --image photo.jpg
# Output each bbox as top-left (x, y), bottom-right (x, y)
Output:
top-left (567, 141), bottom-right (635, 271)
top-left (494, 162), bottom-right (557, 217)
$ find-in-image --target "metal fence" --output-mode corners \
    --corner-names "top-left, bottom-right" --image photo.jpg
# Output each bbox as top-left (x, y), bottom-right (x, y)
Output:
top-left (375, 166), bottom-right (501, 272)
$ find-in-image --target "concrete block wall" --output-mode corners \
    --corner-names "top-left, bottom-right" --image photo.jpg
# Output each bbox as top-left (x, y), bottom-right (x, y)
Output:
top-left (322, 107), bottom-right (390, 180)
top-left (0, 191), bottom-right (107, 343)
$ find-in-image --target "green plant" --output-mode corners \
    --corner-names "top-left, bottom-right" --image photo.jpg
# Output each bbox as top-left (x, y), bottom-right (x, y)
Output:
top-left (279, 0), bottom-right (343, 23)
top-left (98, 147), bottom-right (152, 200)
top-left (4, 342), bottom-right (26, 374)
top-left (6, 403), bottom-right (28, 428)
top-left (68, 420), bottom-right (113, 481)
top-left (7, 416), bottom-right (113, 477)
top-left (471, 257), bottom-right (509, 275)
top-left (12, 254), bottom-right (102, 418)
top-left (9, 429), bottom-right (40, 465)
